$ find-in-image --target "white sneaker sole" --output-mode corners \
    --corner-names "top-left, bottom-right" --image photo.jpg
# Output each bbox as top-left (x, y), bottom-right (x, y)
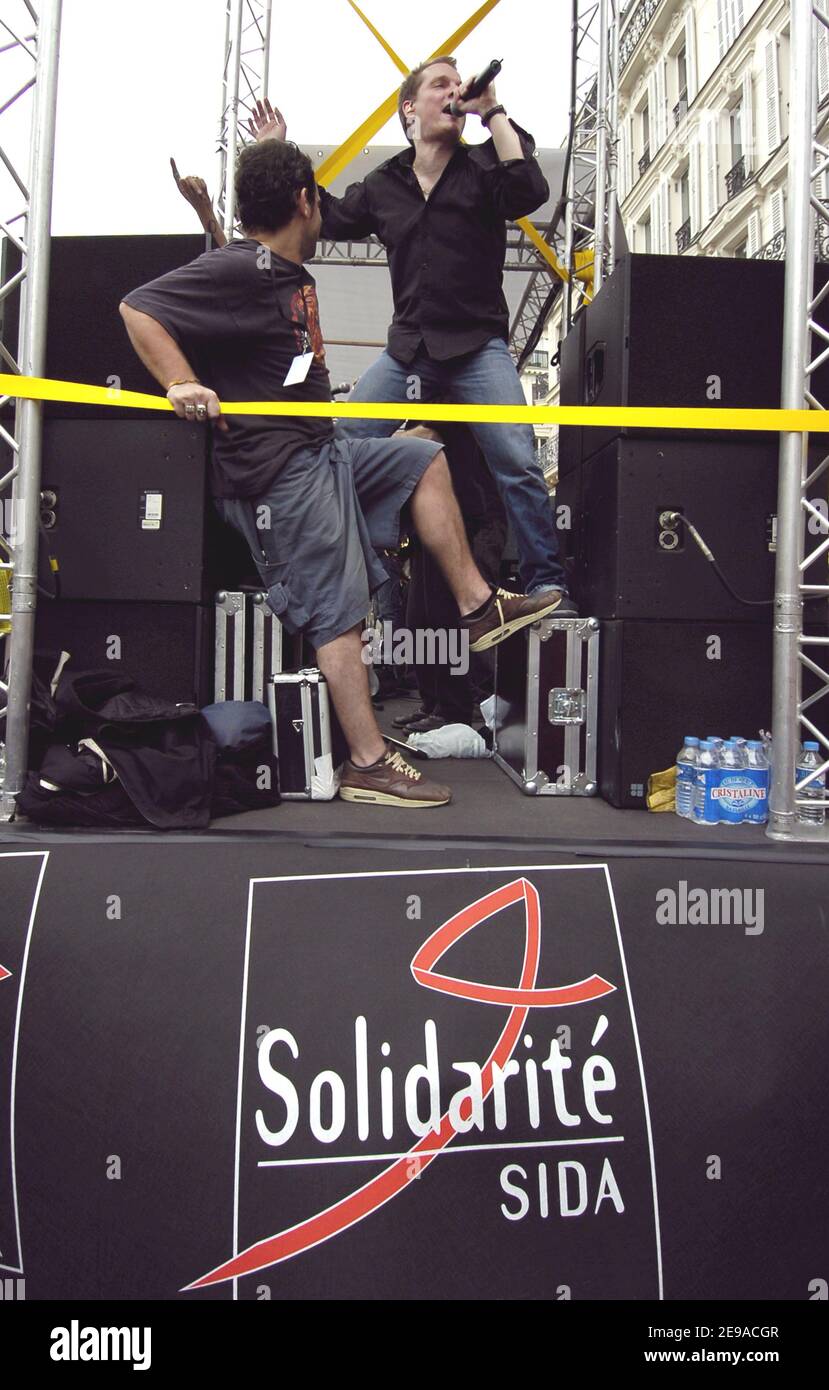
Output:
top-left (339, 787), bottom-right (450, 807)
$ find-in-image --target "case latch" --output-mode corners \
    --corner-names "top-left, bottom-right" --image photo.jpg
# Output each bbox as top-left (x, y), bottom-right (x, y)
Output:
top-left (548, 688), bottom-right (586, 725)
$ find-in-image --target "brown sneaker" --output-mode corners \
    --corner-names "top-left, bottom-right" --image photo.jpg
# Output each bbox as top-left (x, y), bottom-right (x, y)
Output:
top-left (462, 586), bottom-right (563, 652)
top-left (339, 746), bottom-right (452, 807)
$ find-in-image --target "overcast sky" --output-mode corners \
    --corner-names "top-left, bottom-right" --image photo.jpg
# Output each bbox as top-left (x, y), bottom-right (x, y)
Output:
top-left (1, 0), bottom-right (573, 234)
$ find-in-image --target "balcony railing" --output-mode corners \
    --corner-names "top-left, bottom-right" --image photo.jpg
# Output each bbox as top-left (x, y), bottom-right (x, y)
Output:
top-left (638, 145), bottom-right (651, 175)
top-left (725, 154), bottom-right (747, 201)
top-left (675, 217), bottom-right (691, 253)
top-left (754, 226), bottom-right (829, 262)
top-left (620, 0), bottom-right (665, 72)
top-left (673, 91), bottom-right (688, 126)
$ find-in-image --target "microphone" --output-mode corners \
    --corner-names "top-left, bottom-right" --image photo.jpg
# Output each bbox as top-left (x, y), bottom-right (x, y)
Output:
top-left (445, 58), bottom-right (502, 116)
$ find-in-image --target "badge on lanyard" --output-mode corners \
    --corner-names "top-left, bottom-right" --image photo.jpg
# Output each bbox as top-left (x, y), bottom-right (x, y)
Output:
top-left (283, 348), bottom-right (314, 386)
top-left (284, 290), bottom-right (315, 385)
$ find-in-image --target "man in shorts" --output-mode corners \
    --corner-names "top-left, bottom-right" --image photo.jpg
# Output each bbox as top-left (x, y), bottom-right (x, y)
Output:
top-left (120, 139), bottom-right (561, 808)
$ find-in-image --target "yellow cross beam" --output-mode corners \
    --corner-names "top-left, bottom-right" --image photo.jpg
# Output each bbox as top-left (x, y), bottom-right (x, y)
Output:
top-left (335, 0), bottom-right (570, 285)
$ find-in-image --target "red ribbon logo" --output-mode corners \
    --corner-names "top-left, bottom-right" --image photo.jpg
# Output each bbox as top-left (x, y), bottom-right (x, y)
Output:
top-left (183, 877), bottom-right (615, 1291)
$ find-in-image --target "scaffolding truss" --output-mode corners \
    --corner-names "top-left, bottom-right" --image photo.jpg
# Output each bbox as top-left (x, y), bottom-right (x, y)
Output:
top-left (509, 0), bottom-right (617, 365)
top-left (768, 0), bottom-right (829, 840)
top-left (215, 0), bottom-right (272, 240)
top-left (563, 0), bottom-right (622, 326)
top-left (0, 0), bottom-right (62, 823)
top-left (310, 224), bottom-right (559, 273)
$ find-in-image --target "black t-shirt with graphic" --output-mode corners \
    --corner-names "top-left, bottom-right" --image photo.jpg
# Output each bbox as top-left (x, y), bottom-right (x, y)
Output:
top-left (123, 239), bottom-right (334, 498)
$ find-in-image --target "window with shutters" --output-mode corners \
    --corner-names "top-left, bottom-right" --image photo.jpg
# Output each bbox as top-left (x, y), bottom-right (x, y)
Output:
top-left (685, 11), bottom-right (698, 100)
top-left (717, 0), bottom-right (746, 59)
top-left (674, 44), bottom-right (688, 125)
top-left (726, 100), bottom-right (747, 199)
top-left (746, 210), bottom-right (761, 257)
top-left (639, 101), bottom-right (651, 172)
top-left (764, 36), bottom-right (781, 154)
top-left (641, 212), bottom-right (652, 253)
top-left (676, 169), bottom-right (692, 252)
top-left (659, 180), bottom-right (670, 256)
top-left (818, 19), bottom-right (829, 103)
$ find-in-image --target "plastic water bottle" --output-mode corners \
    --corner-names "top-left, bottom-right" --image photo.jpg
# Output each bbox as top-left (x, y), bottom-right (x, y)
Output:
top-left (743, 741), bottom-right (770, 825)
top-left (717, 739), bottom-right (750, 826)
top-left (694, 741), bottom-right (720, 825)
top-left (796, 741), bottom-right (827, 826)
top-left (675, 737), bottom-right (700, 819)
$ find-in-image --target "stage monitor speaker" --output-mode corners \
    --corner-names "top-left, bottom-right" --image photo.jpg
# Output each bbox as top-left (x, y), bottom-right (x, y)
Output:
top-left (599, 618), bottom-right (829, 809)
top-left (557, 253), bottom-right (829, 473)
top-left (599, 619), bottom-right (773, 808)
top-left (0, 235), bottom-right (206, 418)
top-left (26, 418), bottom-right (259, 603)
top-left (35, 600), bottom-right (214, 707)
top-left (555, 437), bottom-right (829, 622)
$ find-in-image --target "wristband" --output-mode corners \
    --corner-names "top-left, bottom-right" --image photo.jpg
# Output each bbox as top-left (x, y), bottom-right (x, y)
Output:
top-left (166, 378), bottom-right (200, 391)
top-left (481, 105), bottom-right (506, 128)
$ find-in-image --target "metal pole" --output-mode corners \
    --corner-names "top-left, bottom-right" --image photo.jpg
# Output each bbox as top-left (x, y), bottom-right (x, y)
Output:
top-left (223, 0), bottom-right (244, 241)
top-left (767, 0), bottom-right (813, 839)
top-left (1, 0), bottom-right (62, 821)
top-left (215, 0), bottom-right (233, 232)
top-left (606, 0), bottom-right (620, 274)
top-left (564, 0), bottom-right (581, 329)
top-left (593, 0), bottom-right (609, 293)
top-left (261, 0), bottom-right (273, 95)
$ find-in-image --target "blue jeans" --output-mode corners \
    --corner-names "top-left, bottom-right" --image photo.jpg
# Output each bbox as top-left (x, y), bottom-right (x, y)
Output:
top-left (339, 338), bottom-right (566, 593)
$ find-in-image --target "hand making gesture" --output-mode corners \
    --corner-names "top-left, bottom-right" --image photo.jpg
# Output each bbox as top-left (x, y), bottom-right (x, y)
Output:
top-left (247, 97), bottom-right (287, 142)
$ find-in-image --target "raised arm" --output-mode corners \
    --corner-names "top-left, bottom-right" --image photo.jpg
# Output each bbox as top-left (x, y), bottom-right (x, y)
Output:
top-left (118, 304), bottom-right (228, 430)
top-left (170, 158), bottom-right (227, 247)
top-left (454, 74), bottom-right (524, 162)
top-left (248, 96), bottom-right (376, 240)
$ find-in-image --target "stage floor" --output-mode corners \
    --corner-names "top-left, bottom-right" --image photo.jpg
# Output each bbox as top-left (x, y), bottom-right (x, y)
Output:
top-left (2, 696), bottom-right (826, 860)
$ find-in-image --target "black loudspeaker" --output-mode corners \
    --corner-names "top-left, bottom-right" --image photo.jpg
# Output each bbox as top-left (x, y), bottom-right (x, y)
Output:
top-left (599, 619), bottom-right (829, 808)
top-left (35, 600), bottom-right (214, 707)
top-left (557, 254), bottom-right (829, 474)
top-left (598, 619), bottom-right (774, 808)
top-left (0, 235), bottom-right (206, 417)
top-left (556, 436), bottom-right (829, 622)
top-left (30, 419), bottom-right (258, 603)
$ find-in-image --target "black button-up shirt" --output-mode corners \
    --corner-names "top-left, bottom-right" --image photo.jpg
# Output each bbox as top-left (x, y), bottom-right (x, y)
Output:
top-left (318, 123), bottom-right (549, 363)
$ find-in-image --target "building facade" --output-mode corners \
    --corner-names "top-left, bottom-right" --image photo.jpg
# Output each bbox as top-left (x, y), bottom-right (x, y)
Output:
top-left (522, 0), bottom-right (826, 484)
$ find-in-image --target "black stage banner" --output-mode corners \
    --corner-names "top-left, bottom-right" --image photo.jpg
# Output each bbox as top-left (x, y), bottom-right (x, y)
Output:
top-left (0, 842), bottom-right (827, 1305)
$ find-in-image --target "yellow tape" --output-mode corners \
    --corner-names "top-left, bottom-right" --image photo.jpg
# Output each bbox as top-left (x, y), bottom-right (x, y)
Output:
top-left (316, 0), bottom-right (502, 188)
top-left (2, 373), bottom-right (828, 432)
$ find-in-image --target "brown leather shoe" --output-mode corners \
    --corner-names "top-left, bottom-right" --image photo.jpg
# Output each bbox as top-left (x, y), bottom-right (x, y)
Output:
top-left (339, 746), bottom-right (452, 807)
top-left (462, 586), bottom-right (563, 652)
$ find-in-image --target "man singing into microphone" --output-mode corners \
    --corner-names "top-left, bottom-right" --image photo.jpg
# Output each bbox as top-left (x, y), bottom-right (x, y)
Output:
top-left (182, 58), bottom-right (572, 609)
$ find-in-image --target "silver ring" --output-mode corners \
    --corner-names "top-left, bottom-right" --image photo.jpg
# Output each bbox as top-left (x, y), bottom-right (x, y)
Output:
top-left (184, 403), bottom-right (196, 415)
top-left (195, 404), bottom-right (207, 418)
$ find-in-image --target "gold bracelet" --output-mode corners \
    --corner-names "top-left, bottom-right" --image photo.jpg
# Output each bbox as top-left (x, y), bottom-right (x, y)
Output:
top-left (166, 377), bottom-right (200, 391)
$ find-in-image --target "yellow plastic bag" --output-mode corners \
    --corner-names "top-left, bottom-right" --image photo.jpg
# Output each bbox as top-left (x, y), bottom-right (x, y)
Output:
top-left (647, 765), bottom-right (676, 812)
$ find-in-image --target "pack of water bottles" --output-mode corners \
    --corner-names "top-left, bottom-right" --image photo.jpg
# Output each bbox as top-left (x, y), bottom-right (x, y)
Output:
top-left (675, 735), bottom-right (770, 826)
